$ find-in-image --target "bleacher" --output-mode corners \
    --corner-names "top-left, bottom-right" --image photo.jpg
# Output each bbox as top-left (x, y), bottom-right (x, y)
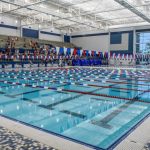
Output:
top-left (0, 35), bottom-right (76, 50)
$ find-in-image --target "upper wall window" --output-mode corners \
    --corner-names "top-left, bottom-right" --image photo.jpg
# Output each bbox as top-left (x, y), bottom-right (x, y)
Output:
top-left (136, 32), bottom-right (150, 54)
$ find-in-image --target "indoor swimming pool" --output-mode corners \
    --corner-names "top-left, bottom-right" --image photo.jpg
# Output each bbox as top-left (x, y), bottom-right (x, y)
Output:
top-left (0, 67), bottom-right (150, 150)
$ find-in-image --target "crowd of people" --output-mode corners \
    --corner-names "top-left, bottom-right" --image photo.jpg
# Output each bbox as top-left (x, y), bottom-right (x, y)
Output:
top-left (0, 46), bottom-right (109, 67)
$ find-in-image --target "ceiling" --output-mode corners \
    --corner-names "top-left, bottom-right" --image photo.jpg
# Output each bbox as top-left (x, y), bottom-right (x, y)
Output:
top-left (0, 0), bottom-right (150, 33)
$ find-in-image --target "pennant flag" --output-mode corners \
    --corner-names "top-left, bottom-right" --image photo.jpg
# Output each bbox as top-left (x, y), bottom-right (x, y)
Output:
top-left (117, 53), bottom-right (120, 59)
top-left (77, 49), bottom-right (81, 56)
top-left (59, 47), bottom-right (64, 55)
top-left (112, 53), bottom-right (116, 59)
top-left (64, 47), bottom-right (67, 55)
top-left (56, 47), bottom-right (59, 55)
top-left (71, 48), bottom-right (74, 55)
top-left (83, 50), bottom-right (86, 56)
top-left (130, 54), bottom-right (133, 59)
top-left (80, 49), bottom-right (83, 56)
top-left (89, 50), bottom-right (92, 56)
top-left (86, 50), bottom-right (89, 56)
top-left (73, 48), bottom-right (77, 55)
top-left (126, 54), bottom-right (129, 59)
top-left (66, 48), bottom-right (71, 55)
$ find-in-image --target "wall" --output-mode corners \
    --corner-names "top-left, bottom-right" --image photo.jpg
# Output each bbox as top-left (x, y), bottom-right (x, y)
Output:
top-left (71, 28), bottom-right (134, 53)
top-left (0, 15), bottom-right (63, 42)
top-left (71, 25), bottom-right (150, 53)
top-left (39, 28), bottom-right (63, 42)
top-left (71, 31), bottom-right (109, 51)
top-left (110, 31), bottom-right (134, 54)
top-left (0, 15), bottom-right (20, 36)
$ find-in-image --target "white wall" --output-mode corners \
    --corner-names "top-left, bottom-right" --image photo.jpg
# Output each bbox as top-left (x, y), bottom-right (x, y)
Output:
top-left (0, 15), bottom-right (64, 42)
top-left (0, 15), bottom-right (20, 37)
top-left (39, 28), bottom-right (63, 42)
top-left (72, 35), bottom-right (109, 51)
top-left (0, 27), bottom-right (20, 37)
top-left (71, 25), bottom-right (150, 52)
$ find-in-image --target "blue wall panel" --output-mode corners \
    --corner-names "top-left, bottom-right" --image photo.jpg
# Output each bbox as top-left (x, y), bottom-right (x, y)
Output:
top-left (110, 31), bottom-right (134, 54)
top-left (110, 32), bottom-right (122, 44)
top-left (64, 35), bottom-right (70, 43)
top-left (22, 28), bottom-right (39, 38)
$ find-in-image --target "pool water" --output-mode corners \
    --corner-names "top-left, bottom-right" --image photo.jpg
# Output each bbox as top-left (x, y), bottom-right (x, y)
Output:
top-left (0, 68), bottom-right (150, 150)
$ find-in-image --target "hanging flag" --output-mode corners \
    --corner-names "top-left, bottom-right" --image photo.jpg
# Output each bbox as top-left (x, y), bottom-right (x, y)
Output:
top-left (130, 54), bottom-right (133, 59)
top-left (73, 48), bottom-right (77, 55)
top-left (59, 47), bottom-right (64, 55)
top-left (56, 47), bottom-right (59, 55)
top-left (64, 47), bottom-right (67, 55)
top-left (126, 54), bottom-right (129, 59)
top-left (80, 49), bottom-right (83, 56)
top-left (117, 53), bottom-right (120, 59)
top-left (112, 53), bottom-right (116, 59)
top-left (71, 48), bottom-right (74, 56)
top-left (67, 48), bottom-right (71, 55)
top-left (82, 50), bottom-right (86, 56)
top-left (77, 49), bottom-right (81, 56)
top-left (89, 50), bottom-right (92, 56)
top-left (86, 50), bottom-right (89, 56)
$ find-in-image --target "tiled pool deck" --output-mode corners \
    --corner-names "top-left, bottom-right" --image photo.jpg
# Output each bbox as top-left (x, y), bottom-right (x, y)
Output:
top-left (0, 126), bottom-right (56, 150)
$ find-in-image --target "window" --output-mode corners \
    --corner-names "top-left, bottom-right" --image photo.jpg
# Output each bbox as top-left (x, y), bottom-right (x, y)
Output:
top-left (136, 32), bottom-right (150, 54)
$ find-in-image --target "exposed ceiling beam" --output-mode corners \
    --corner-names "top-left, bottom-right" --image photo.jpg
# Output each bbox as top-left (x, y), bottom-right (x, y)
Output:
top-left (53, 2), bottom-right (150, 22)
top-left (45, 0), bottom-right (108, 25)
top-left (114, 0), bottom-right (150, 23)
top-left (0, 0), bottom-right (98, 29)
top-left (0, 0), bottom-right (48, 14)
top-left (58, 0), bottom-right (94, 7)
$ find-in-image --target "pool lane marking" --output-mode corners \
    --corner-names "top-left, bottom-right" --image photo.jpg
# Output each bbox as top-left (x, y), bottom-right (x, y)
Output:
top-left (82, 77), bottom-right (149, 86)
top-left (38, 94), bottom-right (84, 109)
top-left (1, 69), bottom-right (149, 83)
top-left (0, 91), bottom-right (5, 94)
top-left (91, 100), bottom-right (135, 129)
top-left (21, 98), bottom-right (39, 104)
top-left (57, 69), bottom-right (150, 81)
top-left (1, 69), bottom-right (149, 85)
top-left (5, 89), bottom-right (44, 98)
top-left (60, 110), bottom-right (86, 119)
top-left (19, 80), bottom-right (150, 104)
top-left (0, 75), bottom-right (148, 93)
top-left (1, 70), bottom-right (149, 90)
top-left (2, 80), bottom-right (148, 104)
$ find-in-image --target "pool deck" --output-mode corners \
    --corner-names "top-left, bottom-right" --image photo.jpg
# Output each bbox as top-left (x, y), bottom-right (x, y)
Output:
top-left (115, 116), bottom-right (150, 150)
top-left (0, 126), bottom-right (56, 150)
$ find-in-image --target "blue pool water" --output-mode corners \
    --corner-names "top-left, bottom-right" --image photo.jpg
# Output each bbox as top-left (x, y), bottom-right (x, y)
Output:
top-left (0, 68), bottom-right (150, 150)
